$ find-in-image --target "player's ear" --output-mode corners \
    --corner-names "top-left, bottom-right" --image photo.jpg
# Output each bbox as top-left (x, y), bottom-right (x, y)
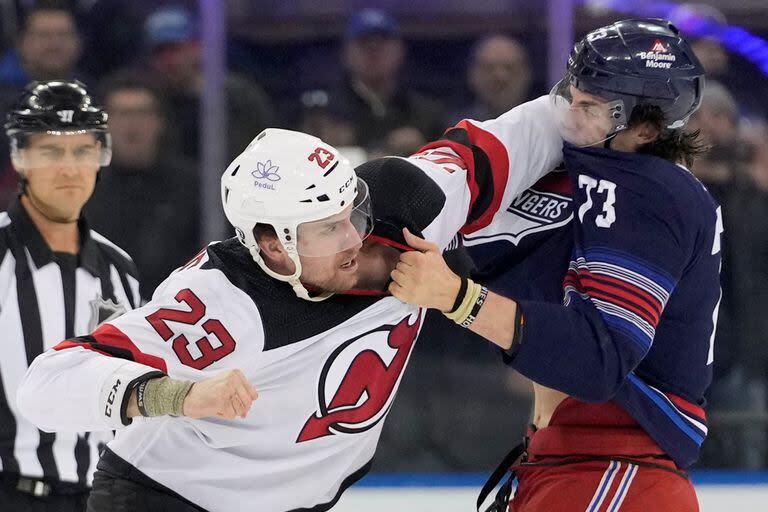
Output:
top-left (256, 234), bottom-right (297, 275)
top-left (257, 233), bottom-right (288, 263)
top-left (635, 121), bottom-right (661, 145)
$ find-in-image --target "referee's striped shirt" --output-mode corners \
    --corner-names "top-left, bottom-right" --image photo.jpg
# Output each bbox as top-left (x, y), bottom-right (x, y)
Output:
top-left (0, 199), bottom-right (140, 488)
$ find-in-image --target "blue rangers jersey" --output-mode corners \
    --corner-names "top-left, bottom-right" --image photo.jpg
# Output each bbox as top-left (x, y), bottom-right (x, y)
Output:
top-left (489, 143), bottom-right (721, 469)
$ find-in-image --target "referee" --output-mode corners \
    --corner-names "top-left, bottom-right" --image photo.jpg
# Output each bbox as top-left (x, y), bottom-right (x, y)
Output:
top-left (0, 81), bottom-right (140, 510)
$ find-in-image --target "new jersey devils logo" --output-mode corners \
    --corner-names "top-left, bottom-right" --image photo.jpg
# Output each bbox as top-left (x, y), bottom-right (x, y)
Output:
top-left (297, 311), bottom-right (422, 442)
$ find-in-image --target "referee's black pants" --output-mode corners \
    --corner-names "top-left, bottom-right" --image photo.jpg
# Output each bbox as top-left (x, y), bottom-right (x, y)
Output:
top-left (0, 472), bottom-right (89, 511)
top-left (86, 448), bottom-right (204, 512)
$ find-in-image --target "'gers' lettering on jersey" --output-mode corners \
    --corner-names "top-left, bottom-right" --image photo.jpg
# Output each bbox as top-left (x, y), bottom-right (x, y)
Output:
top-left (0, 201), bottom-right (138, 487)
top-left (508, 188), bottom-right (570, 223)
top-left (464, 172), bottom-right (573, 247)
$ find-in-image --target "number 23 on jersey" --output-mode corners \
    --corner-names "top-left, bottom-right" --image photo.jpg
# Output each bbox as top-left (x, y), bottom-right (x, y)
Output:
top-left (145, 289), bottom-right (237, 370)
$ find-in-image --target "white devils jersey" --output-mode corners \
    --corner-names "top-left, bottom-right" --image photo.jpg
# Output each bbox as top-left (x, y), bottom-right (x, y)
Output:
top-left (18, 96), bottom-right (563, 512)
top-left (25, 246), bottom-right (425, 511)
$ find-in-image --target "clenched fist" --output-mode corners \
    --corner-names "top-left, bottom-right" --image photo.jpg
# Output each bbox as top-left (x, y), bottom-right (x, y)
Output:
top-left (183, 369), bottom-right (259, 420)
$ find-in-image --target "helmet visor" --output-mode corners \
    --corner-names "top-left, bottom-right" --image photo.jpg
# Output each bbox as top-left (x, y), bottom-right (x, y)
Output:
top-left (296, 178), bottom-right (373, 257)
top-left (550, 76), bottom-right (628, 147)
top-left (11, 130), bottom-right (112, 170)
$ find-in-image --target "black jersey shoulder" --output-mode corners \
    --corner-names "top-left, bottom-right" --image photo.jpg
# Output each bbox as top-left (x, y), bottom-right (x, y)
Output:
top-left (356, 157), bottom-right (446, 246)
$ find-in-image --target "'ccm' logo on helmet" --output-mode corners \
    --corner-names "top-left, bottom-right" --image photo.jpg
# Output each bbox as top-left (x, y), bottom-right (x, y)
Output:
top-left (296, 311), bottom-right (422, 442)
top-left (339, 176), bottom-right (353, 194)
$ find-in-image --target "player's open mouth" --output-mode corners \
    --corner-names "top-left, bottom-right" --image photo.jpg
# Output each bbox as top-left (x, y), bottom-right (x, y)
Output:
top-left (339, 258), bottom-right (357, 271)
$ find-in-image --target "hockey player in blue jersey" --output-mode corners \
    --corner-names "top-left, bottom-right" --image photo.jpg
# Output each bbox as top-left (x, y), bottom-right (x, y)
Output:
top-left (390, 19), bottom-right (719, 512)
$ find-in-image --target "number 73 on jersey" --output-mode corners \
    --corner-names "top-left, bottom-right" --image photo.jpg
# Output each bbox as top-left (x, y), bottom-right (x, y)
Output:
top-left (577, 174), bottom-right (617, 228)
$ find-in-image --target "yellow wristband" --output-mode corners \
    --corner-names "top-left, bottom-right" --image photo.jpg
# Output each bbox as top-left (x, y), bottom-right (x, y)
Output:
top-left (444, 278), bottom-right (475, 321)
top-left (445, 280), bottom-right (481, 323)
top-left (453, 282), bottom-right (482, 325)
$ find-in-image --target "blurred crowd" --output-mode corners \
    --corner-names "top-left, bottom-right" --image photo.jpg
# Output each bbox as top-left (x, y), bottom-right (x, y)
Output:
top-left (1, 0), bottom-right (767, 471)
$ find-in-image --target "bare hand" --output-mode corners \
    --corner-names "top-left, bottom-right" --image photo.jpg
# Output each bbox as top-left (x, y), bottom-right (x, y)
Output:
top-left (182, 369), bottom-right (259, 420)
top-left (388, 228), bottom-right (462, 312)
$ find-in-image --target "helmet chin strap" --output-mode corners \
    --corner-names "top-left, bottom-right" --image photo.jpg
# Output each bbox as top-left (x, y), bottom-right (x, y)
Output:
top-left (247, 245), bottom-right (333, 302)
top-left (603, 132), bottom-right (619, 149)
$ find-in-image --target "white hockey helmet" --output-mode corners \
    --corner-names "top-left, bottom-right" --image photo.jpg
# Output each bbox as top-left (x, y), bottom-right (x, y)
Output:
top-left (221, 128), bottom-right (373, 301)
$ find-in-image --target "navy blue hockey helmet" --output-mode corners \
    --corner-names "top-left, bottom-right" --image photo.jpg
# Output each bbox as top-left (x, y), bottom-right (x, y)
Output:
top-left (553, 19), bottom-right (705, 145)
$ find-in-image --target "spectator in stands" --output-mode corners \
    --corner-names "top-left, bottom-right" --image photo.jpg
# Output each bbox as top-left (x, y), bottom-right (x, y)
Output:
top-left (687, 81), bottom-right (744, 200)
top-left (86, 72), bottom-right (199, 300)
top-left (449, 34), bottom-right (532, 124)
top-left (730, 121), bottom-right (768, 468)
top-left (297, 88), bottom-right (368, 167)
top-left (143, 5), bottom-right (275, 162)
top-left (298, 89), bottom-right (357, 149)
top-left (690, 38), bottom-right (729, 78)
top-left (0, 1), bottom-right (83, 90)
top-left (331, 8), bottom-right (446, 157)
top-left (0, 0), bottom-right (86, 210)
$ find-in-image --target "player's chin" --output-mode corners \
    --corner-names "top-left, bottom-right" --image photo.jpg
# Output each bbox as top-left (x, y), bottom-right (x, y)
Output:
top-left (326, 269), bottom-right (360, 292)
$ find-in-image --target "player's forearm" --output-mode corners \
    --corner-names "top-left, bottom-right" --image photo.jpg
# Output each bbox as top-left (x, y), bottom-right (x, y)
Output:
top-left (387, 235), bottom-right (522, 349)
top-left (454, 289), bottom-right (635, 402)
top-left (505, 299), bottom-right (643, 402)
top-left (463, 290), bottom-right (519, 350)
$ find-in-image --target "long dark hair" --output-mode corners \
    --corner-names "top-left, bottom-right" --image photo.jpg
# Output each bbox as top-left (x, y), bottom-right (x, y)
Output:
top-left (629, 104), bottom-right (709, 168)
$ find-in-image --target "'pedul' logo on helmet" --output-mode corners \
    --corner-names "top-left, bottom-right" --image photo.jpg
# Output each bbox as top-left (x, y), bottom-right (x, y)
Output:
top-left (251, 159), bottom-right (281, 191)
top-left (252, 159), bottom-right (281, 182)
top-left (296, 311), bottom-right (422, 442)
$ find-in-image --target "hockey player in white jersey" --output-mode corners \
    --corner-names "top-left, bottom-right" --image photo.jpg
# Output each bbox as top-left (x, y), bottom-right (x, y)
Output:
top-left (17, 97), bottom-right (561, 512)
